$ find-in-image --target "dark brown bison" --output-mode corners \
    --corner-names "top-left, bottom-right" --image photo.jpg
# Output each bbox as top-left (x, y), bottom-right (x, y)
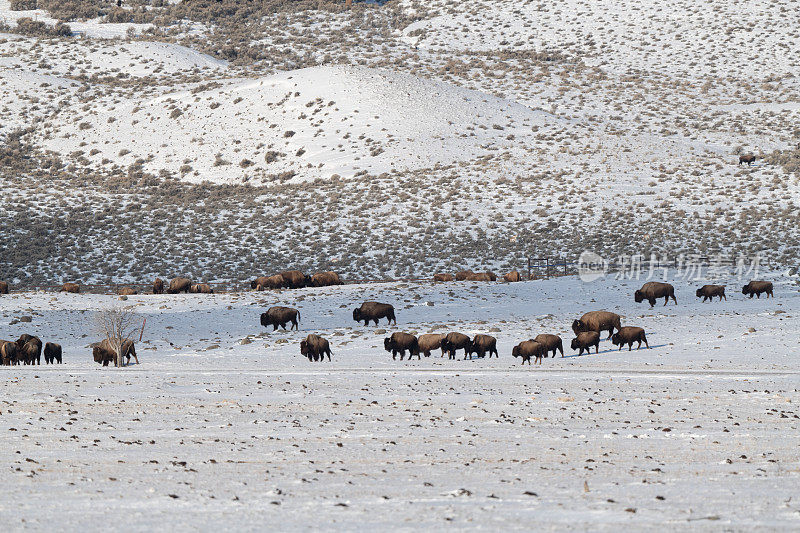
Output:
top-left (44, 342), bottom-right (62, 364)
top-left (353, 302), bottom-right (396, 326)
top-left (417, 333), bottom-right (446, 357)
top-left (61, 282), bottom-right (80, 293)
top-left (384, 332), bottom-right (420, 360)
top-left (190, 283), bottom-right (214, 294)
top-left (503, 271), bottom-right (521, 282)
top-left (300, 334), bottom-right (332, 362)
top-left (465, 272), bottom-right (493, 282)
top-left (260, 306), bottom-right (300, 331)
top-left (167, 277), bottom-right (191, 294)
top-left (92, 338), bottom-right (138, 366)
top-left (0, 281), bottom-right (8, 294)
top-left (433, 273), bottom-right (454, 282)
top-left (253, 274), bottom-right (284, 290)
top-left (281, 270), bottom-right (310, 289)
top-left (153, 278), bottom-right (164, 294)
top-left (455, 270), bottom-right (474, 281)
top-left (742, 280), bottom-right (773, 298)
top-left (512, 340), bottom-right (545, 365)
top-left (696, 285), bottom-right (726, 302)
top-left (0, 340), bottom-right (17, 366)
top-left (534, 334), bottom-right (563, 357)
top-left (635, 281), bottom-right (677, 307)
top-left (118, 287), bottom-right (137, 295)
top-left (611, 327), bottom-right (649, 351)
top-left (311, 271), bottom-right (343, 287)
top-left (17, 336), bottom-right (42, 365)
top-left (468, 334), bottom-right (498, 358)
top-left (571, 331), bottom-right (600, 356)
top-left (739, 154), bottom-right (756, 165)
top-left (571, 311), bottom-right (621, 339)
top-left (441, 332), bottom-right (471, 360)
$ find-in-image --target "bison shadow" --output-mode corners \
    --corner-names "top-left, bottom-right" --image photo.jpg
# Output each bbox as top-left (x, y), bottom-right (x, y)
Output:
top-left (562, 343), bottom-right (667, 358)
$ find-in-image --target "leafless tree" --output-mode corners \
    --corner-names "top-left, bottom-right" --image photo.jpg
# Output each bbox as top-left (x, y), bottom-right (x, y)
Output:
top-left (96, 307), bottom-right (142, 367)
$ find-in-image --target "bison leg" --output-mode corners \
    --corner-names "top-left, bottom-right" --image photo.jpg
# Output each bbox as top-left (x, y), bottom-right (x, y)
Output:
top-left (273, 324), bottom-right (278, 331)
top-left (292, 318), bottom-right (298, 331)
top-left (594, 343), bottom-right (599, 354)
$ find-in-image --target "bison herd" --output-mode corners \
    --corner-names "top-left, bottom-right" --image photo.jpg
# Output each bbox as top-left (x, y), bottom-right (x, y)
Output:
top-left (0, 335), bottom-right (61, 366)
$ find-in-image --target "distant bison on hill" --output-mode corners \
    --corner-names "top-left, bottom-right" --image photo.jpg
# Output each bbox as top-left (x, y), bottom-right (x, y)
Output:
top-left (118, 287), bottom-right (137, 295)
top-left (190, 283), bottom-right (214, 294)
top-left (739, 154), bottom-right (756, 165)
top-left (433, 273), bottom-right (454, 282)
top-left (167, 277), bottom-right (191, 294)
top-left (61, 282), bottom-right (80, 293)
top-left (353, 302), bottom-right (396, 326)
top-left (311, 271), bottom-right (343, 287)
top-left (503, 271), bottom-right (521, 282)
top-left (742, 280), bottom-right (773, 298)
top-left (634, 281), bottom-right (677, 307)
top-left (455, 270), bottom-right (474, 281)
top-left (153, 278), bottom-right (164, 294)
top-left (260, 306), bottom-right (300, 331)
top-left (252, 274), bottom-right (284, 290)
top-left (696, 285), bottom-right (726, 302)
top-left (280, 270), bottom-right (310, 289)
top-left (0, 281), bottom-right (8, 294)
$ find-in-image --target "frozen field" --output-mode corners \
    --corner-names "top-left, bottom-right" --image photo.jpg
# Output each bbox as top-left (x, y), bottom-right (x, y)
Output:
top-left (1, 273), bottom-right (798, 530)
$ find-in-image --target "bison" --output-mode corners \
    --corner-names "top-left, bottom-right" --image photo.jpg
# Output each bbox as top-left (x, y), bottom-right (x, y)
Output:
top-left (571, 331), bottom-right (600, 356)
top-left (739, 154), bottom-right (756, 166)
top-left (742, 280), bottom-right (773, 298)
top-left (571, 311), bottom-right (621, 339)
top-left (153, 278), bottom-right (164, 294)
top-left (634, 281), bottom-right (677, 307)
top-left (311, 271), bottom-right (343, 287)
top-left (465, 272), bottom-right (493, 282)
top-left (260, 306), bottom-right (300, 331)
top-left (455, 270), bottom-right (474, 281)
top-left (503, 271), bottom-right (521, 282)
top-left (92, 338), bottom-right (138, 366)
top-left (441, 332), bottom-right (471, 360)
top-left (167, 277), bottom-right (192, 294)
top-left (17, 336), bottom-right (42, 365)
top-left (433, 273), bottom-right (454, 282)
top-left (533, 334), bottom-right (563, 357)
top-left (300, 334), bottom-right (332, 362)
top-left (118, 287), bottom-right (137, 295)
top-left (353, 302), bottom-right (396, 326)
top-left (61, 282), bottom-right (80, 293)
top-left (611, 327), bottom-right (649, 351)
top-left (190, 283), bottom-right (214, 294)
top-left (281, 270), bottom-right (310, 289)
top-left (512, 340), bottom-right (545, 365)
top-left (468, 334), bottom-right (498, 358)
top-left (696, 285), bottom-right (726, 302)
top-left (44, 342), bottom-right (62, 364)
top-left (384, 332), bottom-right (420, 360)
top-left (417, 333), bottom-right (446, 357)
top-left (0, 281), bottom-right (8, 294)
top-left (252, 274), bottom-right (284, 291)
top-left (1, 340), bottom-right (17, 366)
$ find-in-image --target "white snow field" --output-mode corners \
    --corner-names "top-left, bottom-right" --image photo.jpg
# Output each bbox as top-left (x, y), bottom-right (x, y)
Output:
top-left (1, 273), bottom-right (798, 530)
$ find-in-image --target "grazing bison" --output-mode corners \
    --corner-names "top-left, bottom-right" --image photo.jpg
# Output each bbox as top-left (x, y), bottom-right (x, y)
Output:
top-left (253, 274), bottom-right (284, 291)
top-left (92, 338), bottom-right (138, 366)
top-left (571, 331), bottom-right (600, 356)
top-left (311, 271), bottom-right (343, 287)
top-left (468, 334), bottom-right (498, 358)
top-left (44, 342), bottom-right (62, 364)
top-left (1, 340), bottom-right (17, 365)
top-left (384, 332), bottom-right (420, 360)
top-left (118, 287), bottom-right (137, 295)
top-left (300, 334), bottom-right (332, 362)
top-left (696, 285), bottom-right (726, 302)
top-left (167, 277), bottom-right (192, 294)
top-left (18, 337), bottom-right (42, 365)
top-left (634, 281), bottom-right (677, 307)
top-left (441, 332), bottom-right (471, 360)
top-left (281, 270), bottom-right (310, 289)
top-left (465, 272), bottom-right (493, 282)
top-left (611, 327), bottom-right (649, 351)
top-left (353, 302), bottom-right (396, 326)
top-left (153, 277), bottom-right (164, 294)
top-left (190, 283), bottom-right (214, 294)
top-left (455, 270), bottom-right (474, 281)
top-left (742, 280), bottom-right (773, 298)
top-left (534, 334), bottom-right (563, 357)
top-left (417, 333), bottom-right (446, 357)
top-left (433, 273), bottom-right (454, 282)
top-left (739, 154), bottom-right (756, 165)
top-left (503, 271), bottom-right (521, 282)
top-left (512, 340), bottom-right (545, 365)
top-left (571, 311), bottom-right (621, 339)
top-left (260, 306), bottom-right (300, 331)
top-left (0, 281), bottom-right (8, 294)
top-left (61, 282), bottom-right (80, 293)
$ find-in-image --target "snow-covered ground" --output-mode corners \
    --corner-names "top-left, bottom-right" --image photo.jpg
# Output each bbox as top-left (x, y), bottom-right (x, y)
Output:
top-left (1, 273), bottom-right (798, 529)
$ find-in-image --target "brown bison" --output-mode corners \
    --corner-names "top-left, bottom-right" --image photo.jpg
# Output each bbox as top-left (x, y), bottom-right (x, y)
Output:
top-left (611, 327), bottom-right (649, 351)
top-left (0, 281), bottom-right (8, 294)
top-left (252, 274), bottom-right (284, 290)
top-left (384, 332), bottom-right (420, 360)
top-left (739, 154), bottom-right (756, 166)
top-left (167, 277), bottom-right (191, 294)
top-left (353, 302), bottom-right (396, 326)
top-left (455, 270), bottom-right (474, 281)
top-left (17, 336), bottom-right (42, 365)
top-left (441, 332), bottom-right (471, 360)
top-left (118, 287), bottom-right (137, 295)
top-left (260, 306), bottom-right (300, 331)
top-left (61, 282), bottom-right (80, 293)
top-left (44, 342), bottom-right (62, 364)
top-left (281, 270), bottom-right (310, 289)
top-left (190, 283), bottom-right (214, 294)
top-left (417, 333), bottom-right (446, 357)
top-left (512, 340), bottom-right (545, 365)
top-left (635, 281), bottom-right (677, 307)
top-left (433, 273), bottom-right (454, 282)
top-left (0, 340), bottom-right (17, 366)
top-left (311, 271), bottom-right (343, 287)
top-left (571, 331), bottom-right (600, 356)
top-left (742, 280), bottom-right (773, 298)
top-left (534, 334), bottom-right (563, 357)
top-left (153, 278), bottom-right (164, 294)
top-left (696, 285), bottom-right (726, 302)
top-left (92, 338), bottom-right (138, 366)
top-left (465, 272), bottom-right (493, 282)
top-left (571, 311), bottom-right (621, 339)
top-left (503, 271), bottom-right (521, 282)
top-left (300, 334), bottom-right (332, 362)
top-left (468, 334), bottom-right (498, 358)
